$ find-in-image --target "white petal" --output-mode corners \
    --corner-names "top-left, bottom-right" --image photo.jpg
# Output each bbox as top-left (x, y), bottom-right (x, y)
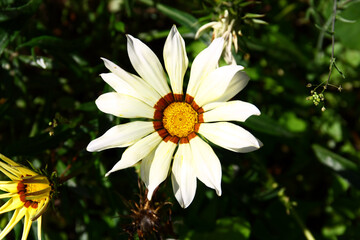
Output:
top-left (186, 38), bottom-right (224, 97)
top-left (198, 122), bottom-right (262, 153)
top-left (105, 132), bottom-right (162, 176)
top-left (127, 35), bottom-right (171, 97)
top-left (95, 92), bottom-right (154, 119)
top-left (101, 58), bottom-right (161, 106)
top-left (194, 65), bottom-right (244, 107)
top-left (140, 148), bottom-right (156, 188)
top-left (194, 22), bottom-right (218, 39)
top-left (163, 25), bottom-right (188, 95)
top-left (202, 100), bottom-right (260, 122)
top-left (87, 121), bottom-right (154, 152)
top-left (171, 143), bottom-right (197, 208)
top-left (100, 73), bottom-right (136, 96)
top-left (189, 136), bottom-right (222, 195)
top-left (216, 71), bottom-right (250, 102)
top-left (146, 141), bottom-right (177, 200)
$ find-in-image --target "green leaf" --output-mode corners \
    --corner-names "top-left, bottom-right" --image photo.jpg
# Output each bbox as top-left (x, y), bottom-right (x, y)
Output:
top-left (243, 13), bottom-right (265, 19)
top-left (0, 0), bottom-right (42, 22)
top-left (0, 28), bottom-right (19, 55)
top-left (242, 115), bottom-right (295, 138)
top-left (252, 19), bottom-right (269, 25)
top-left (139, 0), bottom-right (200, 32)
top-left (0, 28), bottom-right (10, 55)
top-left (335, 1), bottom-right (360, 49)
top-left (313, 144), bottom-right (358, 171)
top-left (17, 36), bottom-right (86, 51)
top-left (336, 15), bottom-right (356, 23)
top-left (313, 144), bottom-right (360, 189)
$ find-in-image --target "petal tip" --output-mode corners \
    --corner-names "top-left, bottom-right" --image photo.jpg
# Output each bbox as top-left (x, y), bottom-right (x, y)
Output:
top-left (86, 142), bottom-right (96, 152)
top-left (216, 188), bottom-right (222, 196)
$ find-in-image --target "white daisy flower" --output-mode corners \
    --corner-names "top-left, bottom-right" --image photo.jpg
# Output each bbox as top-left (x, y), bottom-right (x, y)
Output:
top-left (87, 25), bottom-right (262, 208)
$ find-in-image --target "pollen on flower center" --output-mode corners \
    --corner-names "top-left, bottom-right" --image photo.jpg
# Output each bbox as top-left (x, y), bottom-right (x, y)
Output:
top-left (162, 102), bottom-right (198, 138)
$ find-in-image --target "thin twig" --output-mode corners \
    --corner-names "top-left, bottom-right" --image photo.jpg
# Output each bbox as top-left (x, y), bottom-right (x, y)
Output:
top-left (326, 0), bottom-right (337, 86)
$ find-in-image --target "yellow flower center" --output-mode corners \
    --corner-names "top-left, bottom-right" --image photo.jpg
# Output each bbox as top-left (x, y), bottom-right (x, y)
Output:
top-left (17, 175), bottom-right (52, 209)
top-left (162, 102), bottom-right (198, 138)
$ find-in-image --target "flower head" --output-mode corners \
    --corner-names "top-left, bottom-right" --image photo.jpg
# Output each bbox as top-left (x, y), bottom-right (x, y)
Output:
top-left (195, 10), bottom-right (240, 65)
top-left (87, 25), bottom-right (262, 208)
top-left (0, 154), bottom-right (52, 240)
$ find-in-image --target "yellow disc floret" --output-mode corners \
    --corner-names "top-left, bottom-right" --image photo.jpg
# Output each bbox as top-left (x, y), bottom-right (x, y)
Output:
top-left (162, 102), bottom-right (198, 138)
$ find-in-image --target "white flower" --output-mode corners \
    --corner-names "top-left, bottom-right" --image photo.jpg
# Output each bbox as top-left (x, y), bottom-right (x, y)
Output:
top-left (195, 10), bottom-right (239, 65)
top-left (87, 25), bottom-right (262, 208)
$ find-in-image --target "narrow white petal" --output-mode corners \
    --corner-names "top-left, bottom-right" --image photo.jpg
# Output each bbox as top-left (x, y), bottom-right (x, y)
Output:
top-left (86, 121), bottom-right (154, 152)
top-left (203, 100), bottom-right (260, 122)
top-left (105, 132), bottom-right (162, 176)
top-left (140, 148), bottom-right (156, 188)
top-left (101, 58), bottom-right (161, 106)
top-left (198, 122), bottom-right (262, 153)
top-left (146, 141), bottom-right (177, 200)
top-left (216, 71), bottom-right (250, 102)
top-left (127, 35), bottom-right (171, 97)
top-left (163, 25), bottom-right (188, 95)
top-left (100, 73), bottom-right (136, 97)
top-left (194, 65), bottom-right (244, 107)
top-left (194, 22), bottom-right (218, 39)
top-left (186, 38), bottom-right (224, 97)
top-left (171, 143), bottom-right (197, 208)
top-left (95, 92), bottom-right (154, 119)
top-left (189, 136), bottom-right (222, 195)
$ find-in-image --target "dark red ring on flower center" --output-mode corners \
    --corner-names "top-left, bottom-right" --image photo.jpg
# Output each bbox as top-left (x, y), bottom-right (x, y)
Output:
top-left (153, 93), bottom-right (204, 144)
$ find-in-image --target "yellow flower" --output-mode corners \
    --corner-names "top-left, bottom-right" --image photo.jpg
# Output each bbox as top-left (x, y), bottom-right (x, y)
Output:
top-left (0, 154), bottom-right (52, 240)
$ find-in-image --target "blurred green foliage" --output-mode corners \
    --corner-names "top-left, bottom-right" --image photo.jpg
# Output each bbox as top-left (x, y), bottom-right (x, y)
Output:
top-left (1, 0), bottom-right (360, 239)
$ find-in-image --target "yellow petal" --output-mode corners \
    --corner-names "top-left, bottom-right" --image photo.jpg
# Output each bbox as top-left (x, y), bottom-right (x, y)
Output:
top-left (0, 163), bottom-right (21, 181)
top-left (21, 210), bottom-right (34, 240)
top-left (0, 207), bottom-right (27, 239)
top-left (0, 192), bottom-right (17, 199)
top-left (0, 154), bottom-right (20, 167)
top-left (31, 198), bottom-right (50, 221)
top-left (37, 216), bottom-right (42, 240)
top-left (0, 195), bottom-right (23, 214)
top-left (22, 175), bottom-right (49, 184)
top-left (25, 186), bottom-right (52, 201)
top-left (16, 166), bottom-right (38, 177)
top-left (0, 181), bottom-right (19, 193)
top-left (0, 154), bottom-right (38, 178)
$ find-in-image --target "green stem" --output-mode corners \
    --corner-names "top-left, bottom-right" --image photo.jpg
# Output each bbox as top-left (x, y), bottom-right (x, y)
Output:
top-left (290, 207), bottom-right (316, 240)
top-left (326, 0), bottom-right (337, 86)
